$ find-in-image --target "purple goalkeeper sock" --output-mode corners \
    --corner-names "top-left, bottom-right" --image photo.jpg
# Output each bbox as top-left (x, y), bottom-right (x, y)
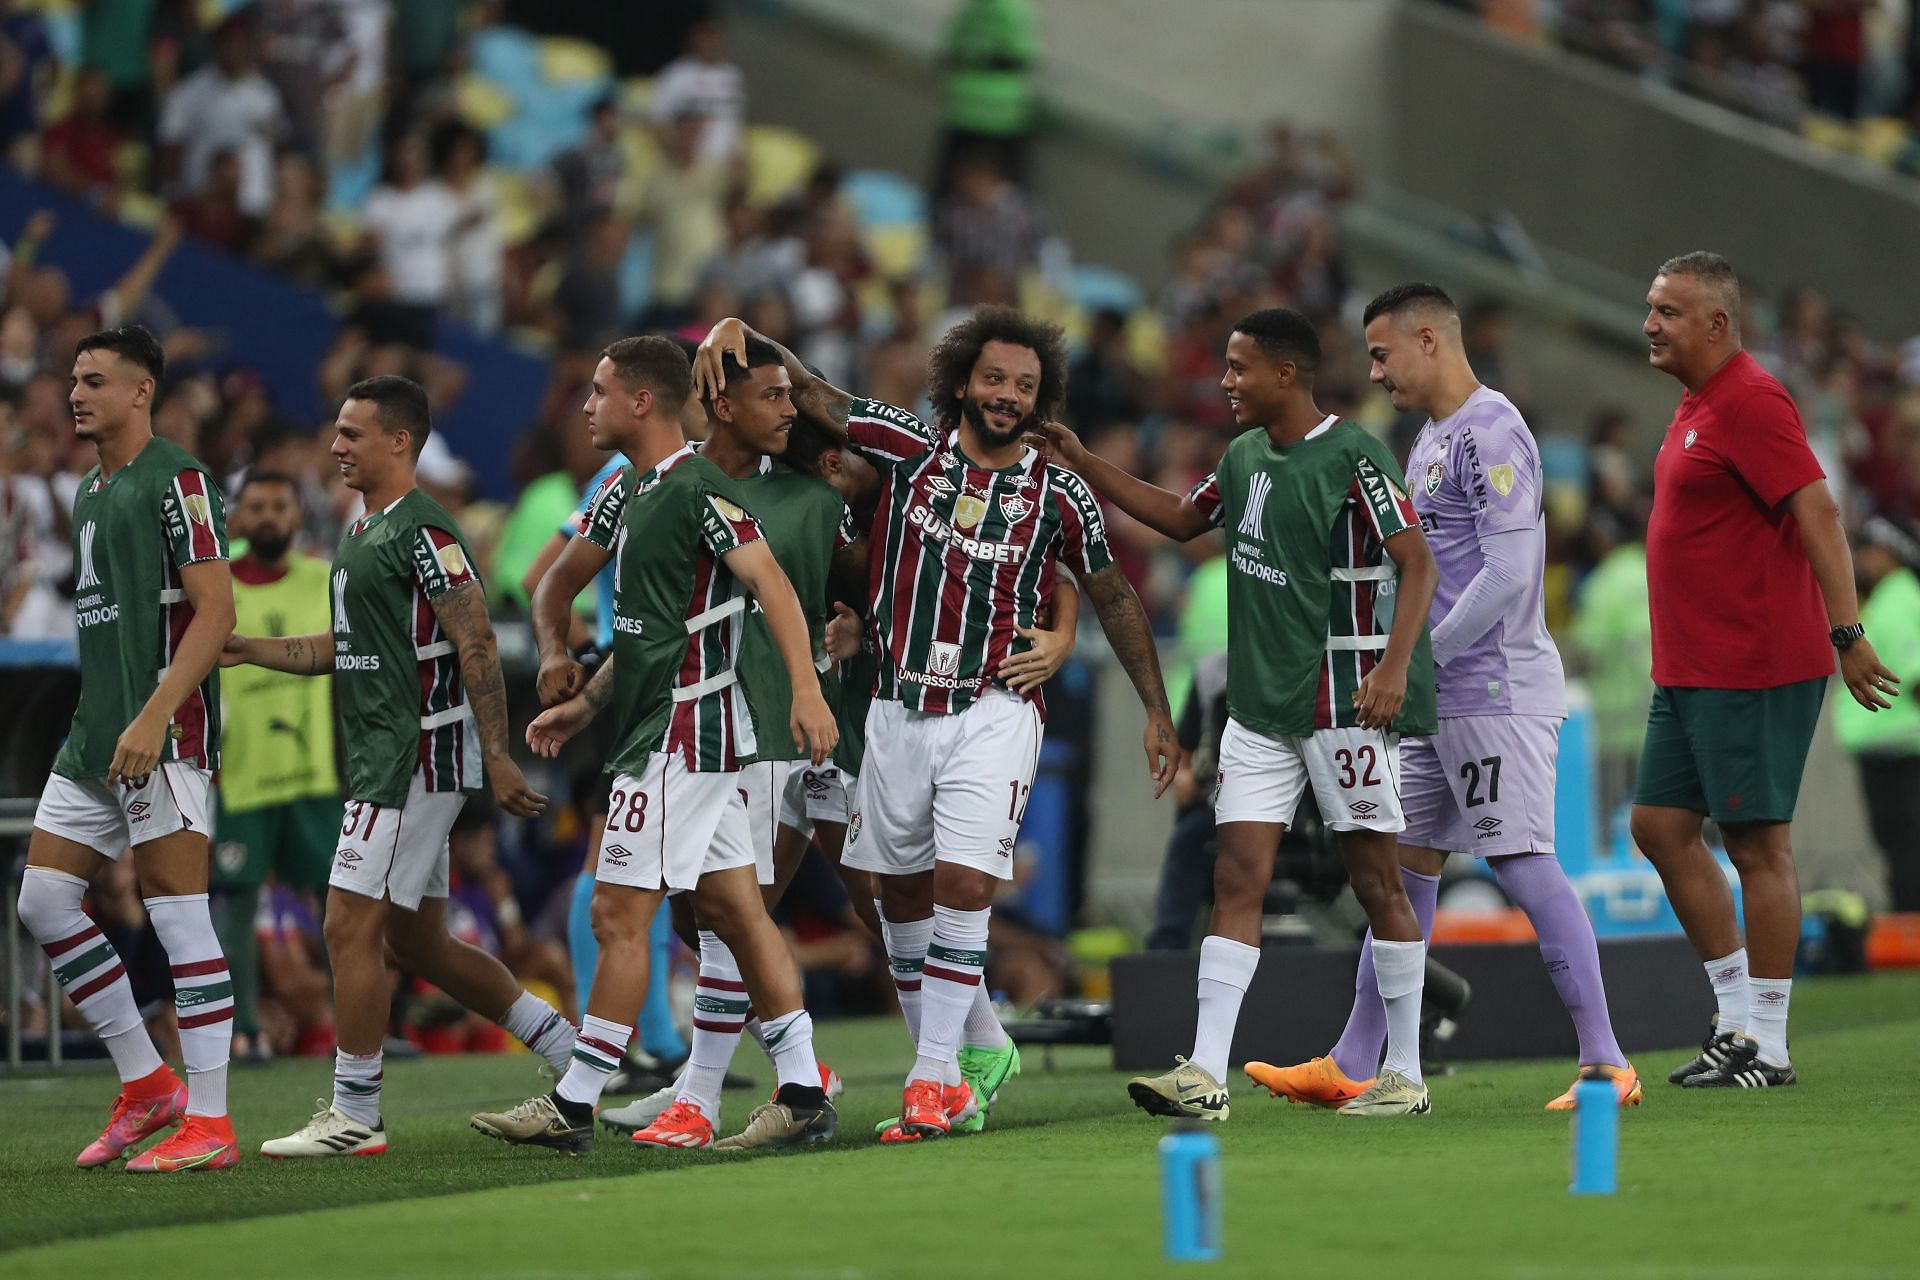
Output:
top-left (1492, 854), bottom-right (1627, 1068)
top-left (1329, 866), bottom-right (1439, 1081)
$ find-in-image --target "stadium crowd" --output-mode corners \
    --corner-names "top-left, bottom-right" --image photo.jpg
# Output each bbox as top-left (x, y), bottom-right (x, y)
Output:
top-left (1442, 1), bottom-right (1920, 169)
top-left (4, 0), bottom-right (1918, 1067)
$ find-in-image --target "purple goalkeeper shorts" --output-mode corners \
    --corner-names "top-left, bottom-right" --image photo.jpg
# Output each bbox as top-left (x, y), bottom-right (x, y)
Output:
top-left (1399, 715), bottom-right (1560, 858)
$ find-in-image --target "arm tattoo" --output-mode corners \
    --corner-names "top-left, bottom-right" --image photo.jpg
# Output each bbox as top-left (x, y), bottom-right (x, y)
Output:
top-left (281, 634), bottom-right (327, 674)
top-left (431, 582), bottom-right (512, 764)
top-left (583, 657), bottom-right (615, 712)
top-left (1081, 565), bottom-right (1171, 718)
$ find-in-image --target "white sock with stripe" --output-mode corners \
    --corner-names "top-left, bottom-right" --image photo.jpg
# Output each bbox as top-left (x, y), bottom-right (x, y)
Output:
top-left (911, 905), bottom-right (988, 1088)
top-left (1192, 935), bottom-right (1259, 1083)
top-left (761, 1009), bottom-right (819, 1090)
top-left (1747, 977), bottom-right (1792, 1067)
top-left (500, 989), bottom-right (575, 1074)
top-left (880, 910), bottom-right (933, 1045)
top-left (680, 932), bottom-right (749, 1122)
top-left (145, 893), bottom-right (232, 1117)
top-left (332, 1048), bottom-right (383, 1125)
top-left (557, 1014), bottom-right (632, 1109)
top-left (1373, 938), bottom-right (1427, 1086)
top-left (19, 868), bottom-right (163, 1083)
top-left (1705, 948), bottom-right (1749, 1036)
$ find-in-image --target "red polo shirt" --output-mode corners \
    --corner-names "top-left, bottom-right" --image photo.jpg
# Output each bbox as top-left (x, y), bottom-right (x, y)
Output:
top-left (1645, 350), bottom-right (1832, 689)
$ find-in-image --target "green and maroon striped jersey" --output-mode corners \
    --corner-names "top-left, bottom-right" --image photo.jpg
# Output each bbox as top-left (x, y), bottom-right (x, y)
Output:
top-left (579, 446), bottom-right (766, 773)
top-left (330, 488), bottom-right (483, 807)
top-left (846, 398), bottom-right (1112, 717)
top-left (1186, 418), bottom-right (1437, 738)
top-left (54, 437), bottom-right (228, 780)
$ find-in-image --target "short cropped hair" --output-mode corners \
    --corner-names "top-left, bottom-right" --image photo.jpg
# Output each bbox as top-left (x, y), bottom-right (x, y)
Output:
top-left (720, 336), bottom-right (785, 389)
top-left (1362, 282), bottom-right (1457, 328)
top-left (1656, 252), bottom-right (1741, 328)
top-left (75, 325), bottom-right (165, 382)
top-left (1232, 308), bottom-right (1321, 374)
top-left (237, 469), bottom-right (298, 496)
top-left (345, 374), bottom-right (432, 457)
top-left (601, 334), bottom-right (693, 407)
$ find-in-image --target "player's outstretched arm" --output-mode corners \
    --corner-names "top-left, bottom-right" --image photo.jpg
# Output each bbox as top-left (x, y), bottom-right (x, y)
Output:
top-left (1031, 421), bottom-right (1212, 541)
top-left (222, 631), bottom-right (331, 674)
top-left (723, 539), bottom-right (839, 765)
top-left (691, 318), bottom-right (856, 438)
top-left (1079, 563), bottom-right (1178, 797)
top-left (431, 581), bottom-right (549, 818)
top-left (111, 557), bottom-right (235, 784)
top-left (530, 533), bottom-right (612, 706)
top-left (1788, 479), bottom-right (1899, 711)
top-left (999, 573), bottom-right (1081, 693)
top-left (1353, 527), bottom-right (1440, 730)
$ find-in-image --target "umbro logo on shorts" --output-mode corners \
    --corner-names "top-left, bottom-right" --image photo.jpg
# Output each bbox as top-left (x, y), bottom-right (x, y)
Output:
top-left (1349, 800), bottom-right (1379, 817)
top-left (335, 848), bottom-right (361, 865)
top-left (998, 837), bottom-right (1015, 855)
top-left (128, 801), bottom-right (152, 822)
top-left (603, 844), bottom-right (631, 866)
top-left (1473, 816), bottom-right (1503, 838)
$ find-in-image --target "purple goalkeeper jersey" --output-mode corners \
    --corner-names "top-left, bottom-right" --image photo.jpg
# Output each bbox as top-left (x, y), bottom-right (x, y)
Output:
top-left (1406, 386), bottom-right (1566, 719)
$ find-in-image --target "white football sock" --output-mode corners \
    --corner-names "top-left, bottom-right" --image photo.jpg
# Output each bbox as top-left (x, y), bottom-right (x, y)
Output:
top-left (1372, 938), bottom-right (1426, 1086)
top-left (1705, 948), bottom-right (1749, 1036)
top-left (1190, 935), bottom-right (1259, 1084)
top-left (1746, 977), bottom-right (1792, 1067)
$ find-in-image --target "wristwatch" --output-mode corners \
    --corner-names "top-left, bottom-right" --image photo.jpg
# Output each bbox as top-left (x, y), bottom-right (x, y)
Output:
top-left (1830, 623), bottom-right (1865, 651)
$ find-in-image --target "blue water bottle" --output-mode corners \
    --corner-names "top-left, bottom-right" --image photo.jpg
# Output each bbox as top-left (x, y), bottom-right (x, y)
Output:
top-left (1569, 1068), bottom-right (1619, 1195)
top-left (1159, 1120), bottom-right (1223, 1261)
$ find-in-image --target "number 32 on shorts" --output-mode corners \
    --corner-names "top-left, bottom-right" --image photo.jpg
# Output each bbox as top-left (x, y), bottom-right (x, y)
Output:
top-left (1333, 746), bottom-right (1381, 789)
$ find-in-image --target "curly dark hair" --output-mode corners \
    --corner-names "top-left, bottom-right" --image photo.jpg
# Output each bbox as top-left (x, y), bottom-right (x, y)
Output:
top-left (924, 305), bottom-right (1067, 432)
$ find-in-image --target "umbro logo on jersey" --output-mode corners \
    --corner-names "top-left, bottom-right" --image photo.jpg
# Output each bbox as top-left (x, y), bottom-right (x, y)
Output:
top-left (1473, 816), bottom-right (1503, 838)
top-left (924, 475), bottom-right (956, 494)
top-left (76, 522), bottom-right (101, 589)
top-left (603, 844), bottom-right (632, 866)
top-left (332, 568), bottom-right (351, 633)
top-left (1238, 472), bottom-right (1272, 539)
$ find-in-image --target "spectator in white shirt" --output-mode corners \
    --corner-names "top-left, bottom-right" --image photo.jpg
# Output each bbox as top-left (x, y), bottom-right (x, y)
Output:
top-left (158, 14), bottom-right (288, 217)
top-left (360, 133), bottom-right (460, 330)
top-left (434, 122), bottom-right (505, 336)
top-left (648, 18), bottom-right (746, 167)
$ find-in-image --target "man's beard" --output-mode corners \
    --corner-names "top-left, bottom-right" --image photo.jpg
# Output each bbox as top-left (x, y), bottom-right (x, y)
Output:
top-left (248, 530), bottom-right (293, 562)
top-left (961, 396), bottom-right (1038, 447)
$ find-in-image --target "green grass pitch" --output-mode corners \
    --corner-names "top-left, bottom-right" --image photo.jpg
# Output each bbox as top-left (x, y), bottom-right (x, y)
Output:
top-left (3, 972), bottom-right (1916, 1278)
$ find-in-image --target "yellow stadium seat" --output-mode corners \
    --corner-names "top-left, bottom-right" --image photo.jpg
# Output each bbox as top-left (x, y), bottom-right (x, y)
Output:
top-left (116, 191), bottom-right (165, 228)
top-left (1126, 309), bottom-right (1167, 376)
top-left (455, 74), bottom-right (516, 131)
top-left (1800, 115), bottom-right (1857, 154)
top-left (864, 224), bottom-right (927, 278)
top-left (539, 36), bottom-right (613, 85)
top-left (489, 172), bottom-right (538, 245)
top-left (1855, 117), bottom-right (1909, 168)
top-left (619, 76), bottom-right (654, 119)
top-left (743, 125), bottom-right (819, 208)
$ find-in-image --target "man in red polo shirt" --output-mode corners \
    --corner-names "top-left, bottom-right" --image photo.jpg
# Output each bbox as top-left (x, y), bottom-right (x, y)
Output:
top-left (1632, 252), bottom-right (1898, 1089)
